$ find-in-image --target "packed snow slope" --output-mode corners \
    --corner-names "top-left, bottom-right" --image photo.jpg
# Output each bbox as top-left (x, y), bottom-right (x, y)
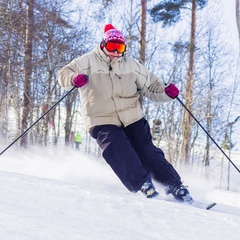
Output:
top-left (0, 146), bottom-right (239, 240)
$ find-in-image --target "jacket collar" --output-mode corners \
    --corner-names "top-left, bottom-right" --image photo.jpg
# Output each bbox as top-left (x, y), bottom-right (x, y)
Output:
top-left (94, 44), bottom-right (125, 68)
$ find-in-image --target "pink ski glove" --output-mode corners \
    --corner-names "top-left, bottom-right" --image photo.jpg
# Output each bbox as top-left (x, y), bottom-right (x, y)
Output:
top-left (73, 74), bottom-right (88, 88)
top-left (164, 83), bottom-right (179, 99)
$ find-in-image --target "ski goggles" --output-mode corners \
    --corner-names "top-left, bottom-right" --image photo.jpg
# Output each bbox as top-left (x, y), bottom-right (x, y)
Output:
top-left (104, 41), bottom-right (126, 53)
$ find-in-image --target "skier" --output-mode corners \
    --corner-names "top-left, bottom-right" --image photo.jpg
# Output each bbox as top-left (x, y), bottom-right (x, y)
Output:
top-left (58, 23), bottom-right (193, 203)
top-left (74, 132), bottom-right (82, 150)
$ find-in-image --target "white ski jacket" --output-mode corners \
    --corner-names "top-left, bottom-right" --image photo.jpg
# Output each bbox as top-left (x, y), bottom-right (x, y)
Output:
top-left (58, 45), bottom-right (173, 131)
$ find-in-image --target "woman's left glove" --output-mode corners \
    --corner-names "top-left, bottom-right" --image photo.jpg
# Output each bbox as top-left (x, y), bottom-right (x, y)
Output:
top-left (73, 74), bottom-right (88, 88)
top-left (164, 83), bottom-right (179, 99)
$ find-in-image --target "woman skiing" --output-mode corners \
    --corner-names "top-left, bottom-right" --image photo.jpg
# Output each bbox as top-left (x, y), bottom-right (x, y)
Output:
top-left (58, 24), bottom-right (193, 203)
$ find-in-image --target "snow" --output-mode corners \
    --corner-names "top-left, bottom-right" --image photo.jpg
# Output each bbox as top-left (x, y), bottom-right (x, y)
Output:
top-left (0, 146), bottom-right (240, 240)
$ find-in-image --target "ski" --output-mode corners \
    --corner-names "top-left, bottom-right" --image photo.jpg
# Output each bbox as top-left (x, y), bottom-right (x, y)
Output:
top-left (172, 194), bottom-right (217, 210)
top-left (189, 201), bottom-right (217, 210)
top-left (153, 195), bottom-right (217, 211)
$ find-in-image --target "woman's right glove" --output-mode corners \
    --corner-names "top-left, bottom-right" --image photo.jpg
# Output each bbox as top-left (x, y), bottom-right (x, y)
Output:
top-left (73, 74), bottom-right (88, 88)
top-left (164, 83), bottom-right (179, 99)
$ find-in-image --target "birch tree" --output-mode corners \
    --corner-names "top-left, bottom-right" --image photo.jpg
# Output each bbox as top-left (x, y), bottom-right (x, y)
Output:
top-left (236, 0), bottom-right (240, 44)
top-left (20, 0), bottom-right (34, 147)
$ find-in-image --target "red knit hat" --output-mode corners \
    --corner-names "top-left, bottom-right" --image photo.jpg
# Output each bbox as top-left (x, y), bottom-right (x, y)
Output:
top-left (103, 24), bottom-right (125, 44)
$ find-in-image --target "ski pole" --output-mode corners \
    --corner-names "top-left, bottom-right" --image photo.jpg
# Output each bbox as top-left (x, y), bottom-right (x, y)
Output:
top-left (177, 96), bottom-right (240, 174)
top-left (0, 86), bottom-right (77, 156)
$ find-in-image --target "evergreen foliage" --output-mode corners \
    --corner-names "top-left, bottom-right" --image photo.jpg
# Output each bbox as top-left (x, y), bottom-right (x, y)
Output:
top-left (150, 0), bottom-right (208, 26)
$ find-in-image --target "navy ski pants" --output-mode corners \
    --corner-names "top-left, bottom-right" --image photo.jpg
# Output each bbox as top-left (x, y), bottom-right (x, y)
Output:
top-left (89, 118), bottom-right (182, 192)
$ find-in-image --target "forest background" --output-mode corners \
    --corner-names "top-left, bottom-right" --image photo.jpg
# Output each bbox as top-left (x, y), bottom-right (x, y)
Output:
top-left (0, 0), bottom-right (240, 192)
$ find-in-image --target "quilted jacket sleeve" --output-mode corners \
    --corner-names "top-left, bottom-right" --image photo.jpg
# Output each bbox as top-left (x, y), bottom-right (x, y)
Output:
top-left (58, 56), bottom-right (89, 91)
top-left (133, 60), bottom-right (174, 103)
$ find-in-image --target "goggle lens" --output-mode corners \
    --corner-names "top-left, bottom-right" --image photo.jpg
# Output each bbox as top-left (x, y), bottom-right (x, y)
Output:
top-left (105, 42), bottom-right (126, 53)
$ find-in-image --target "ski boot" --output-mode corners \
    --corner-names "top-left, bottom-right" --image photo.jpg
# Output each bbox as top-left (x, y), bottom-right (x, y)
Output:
top-left (140, 180), bottom-right (159, 198)
top-left (166, 184), bottom-right (193, 204)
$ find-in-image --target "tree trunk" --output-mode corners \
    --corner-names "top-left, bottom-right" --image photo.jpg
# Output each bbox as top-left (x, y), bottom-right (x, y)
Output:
top-left (64, 95), bottom-right (73, 146)
top-left (64, 92), bottom-right (77, 146)
top-left (140, 0), bottom-right (147, 64)
top-left (181, 0), bottom-right (196, 165)
top-left (139, 0), bottom-right (147, 109)
top-left (236, 0), bottom-right (240, 44)
top-left (20, 0), bottom-right (34, 147)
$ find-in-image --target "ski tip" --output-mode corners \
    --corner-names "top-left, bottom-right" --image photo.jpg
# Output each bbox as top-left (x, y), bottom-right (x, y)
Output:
top-left (206, 202), bottom-right (217, 210)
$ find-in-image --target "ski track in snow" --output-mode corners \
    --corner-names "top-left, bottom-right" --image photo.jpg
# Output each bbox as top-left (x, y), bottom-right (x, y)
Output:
top-left (0, 146), bottom-right (239, 240)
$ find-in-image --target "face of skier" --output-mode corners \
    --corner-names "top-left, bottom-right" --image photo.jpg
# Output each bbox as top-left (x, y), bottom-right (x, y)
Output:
top-left (102, 24), bottom-right (126, 61)
top-left (102, 41), bottom-right (126, 61)
top-left (103, 46), bottom-right (123, 61)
